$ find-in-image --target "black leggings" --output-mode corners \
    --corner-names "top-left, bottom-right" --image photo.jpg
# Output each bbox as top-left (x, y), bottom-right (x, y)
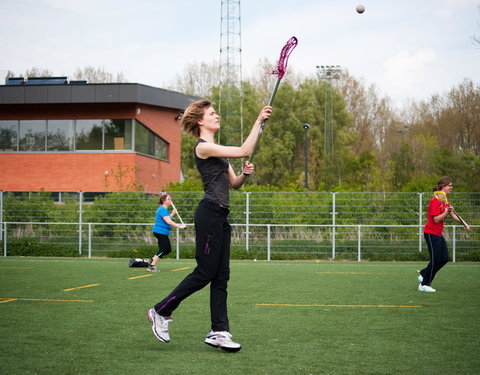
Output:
top-left (154, 199), bottom-right (231, 332)
top-left (153, 232), bottom-right (171, 258)
top-left (420, 233), bottom-right (449, 286)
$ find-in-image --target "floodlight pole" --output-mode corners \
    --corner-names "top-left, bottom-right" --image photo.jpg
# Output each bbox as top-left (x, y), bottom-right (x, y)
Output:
top-left (316, 65), bottom-right (341, 159)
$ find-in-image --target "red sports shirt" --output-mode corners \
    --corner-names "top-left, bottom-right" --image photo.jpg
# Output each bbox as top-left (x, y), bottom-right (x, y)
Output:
top-left (423, 196), bottom-right (448, 236)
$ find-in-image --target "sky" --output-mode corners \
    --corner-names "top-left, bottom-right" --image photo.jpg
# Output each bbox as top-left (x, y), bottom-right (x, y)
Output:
top-left (1, 0), bottom-right (479, 108)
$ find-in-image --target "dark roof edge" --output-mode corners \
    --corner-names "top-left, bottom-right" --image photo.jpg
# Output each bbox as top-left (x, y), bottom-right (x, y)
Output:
top-left (0, 82), bottom-right (201, 111)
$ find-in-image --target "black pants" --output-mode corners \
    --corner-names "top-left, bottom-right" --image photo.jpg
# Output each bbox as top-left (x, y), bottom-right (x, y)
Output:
top-left (153, 232), bottom-right (172, 258)
top-left (154, 199), bottom-right (231, 332)
top-left (420, 233), bottom-right (449, 286)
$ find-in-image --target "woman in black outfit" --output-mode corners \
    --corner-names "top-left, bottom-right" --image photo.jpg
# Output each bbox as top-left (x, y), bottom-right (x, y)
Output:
top-left (147, 99), bottom-right (272, 352)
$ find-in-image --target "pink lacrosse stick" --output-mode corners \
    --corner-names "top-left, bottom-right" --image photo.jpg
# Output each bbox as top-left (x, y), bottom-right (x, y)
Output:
top-left (248, 36), bottom-right (298, 163)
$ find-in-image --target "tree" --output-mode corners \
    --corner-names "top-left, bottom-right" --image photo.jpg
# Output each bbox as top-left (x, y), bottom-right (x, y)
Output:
top-left (73, 66), bottom-right (127, 83)
top-left (472, 4), bottom-right (480, 47)
top-left (12, 66), bottom-right (127, 83)
top-left (443, 78), bottom-right (480, 155)
top-left (391, 141), bottom-right (415, 188)
top-left (168, 61), bottom-right (220, 97)
top-left (171, 56), bottom-right (480, 192)
top-left (25, 67), bottom-right (54, 77)
top-left (338, 71), bottom-right (397, 155)
top-left (10, 67), bottom-right (54, 78)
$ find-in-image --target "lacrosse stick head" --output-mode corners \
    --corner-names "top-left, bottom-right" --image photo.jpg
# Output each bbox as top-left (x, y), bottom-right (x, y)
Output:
top-left (272, 36), bottom-right (298, 79)
top-left (433, 191), bottom-right (448, 204)
top-left (433, 189), bottom-right (469, 229)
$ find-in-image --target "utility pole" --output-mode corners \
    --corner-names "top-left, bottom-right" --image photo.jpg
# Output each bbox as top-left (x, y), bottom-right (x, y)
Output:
top-left (219, 0), bottom-right (243, 146)
top-left (316, 65), bottom-right (341, 159)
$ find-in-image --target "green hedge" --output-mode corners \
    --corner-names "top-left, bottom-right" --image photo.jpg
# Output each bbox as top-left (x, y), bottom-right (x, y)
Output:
top-left (3, 239), bottom-right (80, 257)
top-left (4, 238), bottom-right (478, 261)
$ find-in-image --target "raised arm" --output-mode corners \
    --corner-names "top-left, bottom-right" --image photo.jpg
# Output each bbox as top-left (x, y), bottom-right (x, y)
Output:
top-left (196, 106), bottom-right (272, 159)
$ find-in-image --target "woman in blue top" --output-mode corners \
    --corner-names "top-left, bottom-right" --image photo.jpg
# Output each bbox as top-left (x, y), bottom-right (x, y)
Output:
top-left (147, 99), bottom-right (272, 352)
top-left (148, 193), bottom-right (186, 272)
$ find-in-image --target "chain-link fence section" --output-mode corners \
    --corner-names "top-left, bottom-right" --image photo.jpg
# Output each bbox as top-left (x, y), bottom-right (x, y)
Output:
top-left (1, 191), bottom-right (479, 261)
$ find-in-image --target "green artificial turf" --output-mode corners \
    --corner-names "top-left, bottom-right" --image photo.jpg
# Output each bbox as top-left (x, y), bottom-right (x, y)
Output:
top-left (1, 258), bottom-right (479, 375)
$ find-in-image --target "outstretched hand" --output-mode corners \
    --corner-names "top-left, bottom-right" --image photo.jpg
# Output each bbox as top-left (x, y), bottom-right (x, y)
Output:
top-left (256, 106), bottom-right (272, 124)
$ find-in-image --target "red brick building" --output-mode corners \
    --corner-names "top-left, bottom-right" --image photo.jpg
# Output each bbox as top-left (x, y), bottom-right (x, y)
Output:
top-left (0, 78), bottom-right (198, 193)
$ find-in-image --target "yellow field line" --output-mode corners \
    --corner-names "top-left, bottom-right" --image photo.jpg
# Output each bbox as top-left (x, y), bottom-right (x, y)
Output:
top-left (128, 274), bottom-right (153, 280)
top-left (63, 284), bottom-right (100, 291)
top-left (171, 267), bottom-right (191, 272)
top-left (0, 298), bottom-right (18, 304)
top-left (257, 303), bottom-right (422, 308)
top-left (0, 297), bottom-right (93, 303)
top-left (317, 272), bottom-right (409, 275)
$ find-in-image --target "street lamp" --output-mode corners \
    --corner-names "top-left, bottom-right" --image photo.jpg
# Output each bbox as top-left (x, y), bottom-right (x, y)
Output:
top-left (303, 123), bottom-right (310, 190)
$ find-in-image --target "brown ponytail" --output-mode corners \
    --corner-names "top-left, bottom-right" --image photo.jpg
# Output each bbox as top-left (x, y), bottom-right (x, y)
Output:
top-left (432, 176), bottom-right (452, 192)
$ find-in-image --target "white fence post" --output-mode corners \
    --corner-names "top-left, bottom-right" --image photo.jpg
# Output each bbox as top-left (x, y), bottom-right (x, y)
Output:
top-left (0, 191), bottom-right (3, 244)
top-left (332, 192), bottom-right (336, 259)
top-left (176, 227), bottom-right (180, 260)
top-left (452, 226), bottom-right (456, 263)
top-left (3, 222), bottom-right (6, 257)
top-left (357, 225), bottom-right (361, 262)
top-left (246, 192), bottom-right (250, 252)
top-left (88, 223), bottom-right (92, 258)
top-left (267, 224), bottom-right (271, 261)
top-left (78, 191), bottom-right (83, 255)
top-left (418, 193), bottom-right (423, 252)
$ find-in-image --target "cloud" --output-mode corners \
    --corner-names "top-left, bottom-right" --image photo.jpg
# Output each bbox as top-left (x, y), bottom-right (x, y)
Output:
top-left (1, 0), bottom-right (479, 108)
top-left (382, 49), bottom-right (438, 102)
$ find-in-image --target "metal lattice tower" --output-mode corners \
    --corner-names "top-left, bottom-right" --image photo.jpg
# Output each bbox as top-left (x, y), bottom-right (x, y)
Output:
top-left (316, 65), bottom-right (341, 159)
top-left (219, 0), bottom-right (243, 146)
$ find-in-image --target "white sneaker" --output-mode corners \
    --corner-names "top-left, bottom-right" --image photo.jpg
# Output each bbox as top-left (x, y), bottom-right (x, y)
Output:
top-left (205, 331), bottom-right (242, 352)
top-left (147, 308), bottom-right (172, 343)
top-left (418, 284), bottom-right (436, 292)
top-left (147, 265), bottom-right (159, 272)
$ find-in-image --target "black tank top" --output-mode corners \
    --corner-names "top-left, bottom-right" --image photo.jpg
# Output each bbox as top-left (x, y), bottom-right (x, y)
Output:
top-left (194, 139), bottom-right (230, 206)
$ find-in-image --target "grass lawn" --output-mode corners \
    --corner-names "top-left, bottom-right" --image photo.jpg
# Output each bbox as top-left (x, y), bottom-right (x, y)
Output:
top-left (1, 257), bottom-right (479, 375)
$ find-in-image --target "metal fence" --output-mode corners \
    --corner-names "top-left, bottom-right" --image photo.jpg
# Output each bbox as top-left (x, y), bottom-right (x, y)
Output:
top-left (1, 191), bottom-right (479, 261)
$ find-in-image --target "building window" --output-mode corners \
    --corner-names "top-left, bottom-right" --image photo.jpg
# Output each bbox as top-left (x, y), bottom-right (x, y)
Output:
top-left (135, 120), bottom-right (168, 160)
top-left (104, 119), bottom-right (132, 151)
top-left (134, 121), bottom-right (145, 154)
top-left (76, 119), bottom-right (103, 150)
top-left (155, 136), bottom-right (168, 159)
top-left (1, 118), bottom-right (166, 159)
top-left (19, 120), bottom-right (46, 151)
top-left (47, 120), bottom-right (75, 151)
top-left (0, 120), bottom-right (18, 151)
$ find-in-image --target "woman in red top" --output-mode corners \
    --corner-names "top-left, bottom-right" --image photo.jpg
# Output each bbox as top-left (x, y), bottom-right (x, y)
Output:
top-left (418, 177), bottom-right (470, 292)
